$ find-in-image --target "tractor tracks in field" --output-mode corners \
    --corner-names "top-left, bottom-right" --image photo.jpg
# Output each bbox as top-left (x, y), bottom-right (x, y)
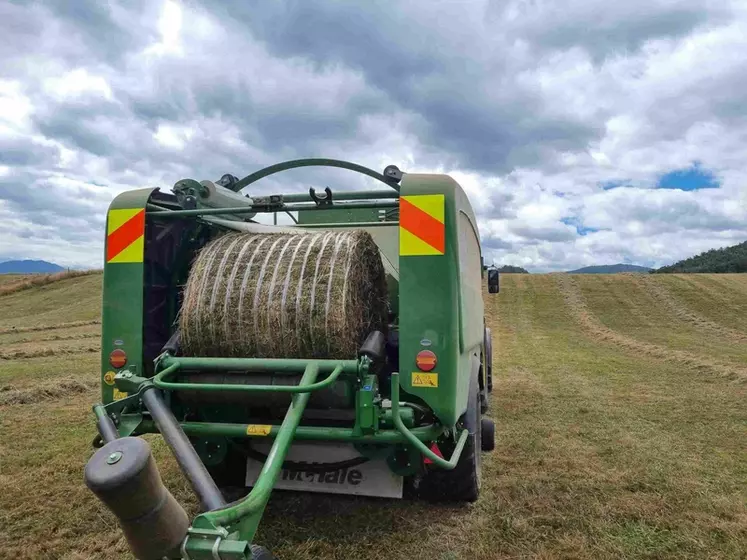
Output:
top-left (629, 275), bottom-right (747, 343)
top-left (0, 378), bottom-right (96, 406)
top-left (0, 319), bottom-right (100, 336)
top-left (556, 275), bottom-right (747, 382)
top-left (1, 332), bottom-right (100, 344)
top-left (0, 346), bottom-right (98, 361)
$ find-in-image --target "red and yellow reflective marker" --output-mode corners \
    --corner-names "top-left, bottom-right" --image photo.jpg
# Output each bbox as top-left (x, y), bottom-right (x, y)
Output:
top-left (107, 208), bottom-right (145, 263)
top-left (399, 194), bottom-right (445, 256)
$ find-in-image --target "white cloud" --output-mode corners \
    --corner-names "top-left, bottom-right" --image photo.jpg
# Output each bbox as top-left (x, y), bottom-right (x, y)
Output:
top-left (154, 123), bottom-right (194, 150)
top-left (0, 80), bottom-right (33, 131)
top-left (43, 68), bottom-right (113, 101)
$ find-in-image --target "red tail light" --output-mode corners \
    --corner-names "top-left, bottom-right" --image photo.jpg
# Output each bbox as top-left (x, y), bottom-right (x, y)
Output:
top-left (415, 349), bottom-right (437, 372)
top-left (109, 349), bottom-right (127, 369)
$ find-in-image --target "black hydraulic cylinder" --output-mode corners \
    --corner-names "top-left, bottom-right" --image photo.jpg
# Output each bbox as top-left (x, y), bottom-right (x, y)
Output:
top-left (94, 404), bottom-right (120, 443)
top-left (140, 387), bottom-right (226, 511)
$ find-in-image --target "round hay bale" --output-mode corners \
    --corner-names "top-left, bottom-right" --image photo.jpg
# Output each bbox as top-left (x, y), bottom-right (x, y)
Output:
top-left (179, 230), bottom-right (388, 359)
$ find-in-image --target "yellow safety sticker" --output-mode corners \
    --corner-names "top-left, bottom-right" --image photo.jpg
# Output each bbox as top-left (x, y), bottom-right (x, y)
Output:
top-left (103, 371), bottom-right (116, 386)
top-left (113, 388), bottom-right (128, 401)
top-left (412, 372), bottom-right (438, 388)
top-left (246, 424), bottom-right (272, 436)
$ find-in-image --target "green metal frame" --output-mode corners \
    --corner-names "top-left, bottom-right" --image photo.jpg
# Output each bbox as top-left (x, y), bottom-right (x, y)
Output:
top-left (97, 354), bottom-right (464, 558)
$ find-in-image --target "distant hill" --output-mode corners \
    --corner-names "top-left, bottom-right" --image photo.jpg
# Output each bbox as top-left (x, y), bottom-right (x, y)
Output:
top-left (568, 264), bottom-right (652, 274)
top-left (483, 265), bottom-right (530, 273)
top-left (497, 265), bottom-right (529, 273)
top-left (654, 240), bottom-right (747, 273)
top-left (0, 260), bottom-right (65, 274)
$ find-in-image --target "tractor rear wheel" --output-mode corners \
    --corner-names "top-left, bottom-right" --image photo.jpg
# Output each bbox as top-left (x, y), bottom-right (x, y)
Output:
top-left (418, 369), bottom-right (482, 503)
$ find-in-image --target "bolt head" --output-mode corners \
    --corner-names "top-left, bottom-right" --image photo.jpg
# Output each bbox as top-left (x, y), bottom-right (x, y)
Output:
top-left (106, 451), bottom-right (123, 465)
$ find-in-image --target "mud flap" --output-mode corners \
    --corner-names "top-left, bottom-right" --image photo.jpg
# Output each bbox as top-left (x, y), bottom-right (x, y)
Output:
top-left (245, 442), bottom-right (403, 498)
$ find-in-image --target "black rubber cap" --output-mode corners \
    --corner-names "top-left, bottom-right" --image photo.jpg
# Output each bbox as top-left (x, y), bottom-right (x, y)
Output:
top-left (85, 436), bottom-right (151, 493)
top-left (359, 330), bottom-right (386, 363)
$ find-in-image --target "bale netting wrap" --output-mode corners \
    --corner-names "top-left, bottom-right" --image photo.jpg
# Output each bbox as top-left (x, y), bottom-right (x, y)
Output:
top-left (179, 230), bottom-right (388, 359)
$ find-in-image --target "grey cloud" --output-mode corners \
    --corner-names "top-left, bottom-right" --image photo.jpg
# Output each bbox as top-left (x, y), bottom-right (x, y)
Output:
top-left (198, 1), bottom-right (597, 174)
top-left (502, 1), bottom-right (725, 62)
top-left (481, 235), bottom-right (516, 252)
top-left (40, 0), bottom-right (160, 65)
top-left (510, 223), bottom-right (577, 243)
top-left (0, 137), bottom-right (59, 166)
top-left (0, 3), bottom-right (46, 61)
top-left (0, 172), bottom-right (106, 220)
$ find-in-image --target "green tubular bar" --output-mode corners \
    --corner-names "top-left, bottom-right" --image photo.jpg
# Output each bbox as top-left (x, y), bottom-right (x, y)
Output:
top-left (153, 361), bottom-right (346, 394)
top-left (230, 158), bottom-right (401, 192)
top-left (281, 189), bottom-right (398, 202)
top-left (298, 221), bottom-right (399, 229)
top-left (158, 355), bottom-right (359, 374)
top-left (390, 372), bottom-right (468, 470)
top-left (137, 420), bottom-right (444, 443)
top-left (193, 362), bottom-right (320, 541)
top-left (146, 200), bottom-right (398, 218)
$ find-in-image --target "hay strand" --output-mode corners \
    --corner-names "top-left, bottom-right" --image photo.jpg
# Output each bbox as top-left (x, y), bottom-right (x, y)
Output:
top-left (179, 230), bottom-right (388, 359)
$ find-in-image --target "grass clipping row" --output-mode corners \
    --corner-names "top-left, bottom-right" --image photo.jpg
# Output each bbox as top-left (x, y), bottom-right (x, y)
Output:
top-left (179, 230), bottom-right (388, 359)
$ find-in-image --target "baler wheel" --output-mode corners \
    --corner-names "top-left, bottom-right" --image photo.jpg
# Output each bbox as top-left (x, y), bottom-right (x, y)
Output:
top-left (418, 369), bottom-right (482, 503)
top-left (481, 418), bottom-right (495, 452)
top-left (485, 327), bottom-right (494, 393)
top-left (250, 544), bottom-right (277, 559)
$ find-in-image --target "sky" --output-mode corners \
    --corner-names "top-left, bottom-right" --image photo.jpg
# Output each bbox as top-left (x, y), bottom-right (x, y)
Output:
top-left (1, 1), bottom-right (746, 272)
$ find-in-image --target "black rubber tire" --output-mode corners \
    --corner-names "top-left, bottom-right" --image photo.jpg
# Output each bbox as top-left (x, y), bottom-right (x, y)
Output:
top-left (485, 327), bottom-right (494, 393)
top-left (481, 418), bottom-right (495, 452)
top-left (250, 544), bottom-right (277, 559)
top-left (205, 444), bottom-right (248, 498)
top-left (418, 368), bottom-right (482, 503)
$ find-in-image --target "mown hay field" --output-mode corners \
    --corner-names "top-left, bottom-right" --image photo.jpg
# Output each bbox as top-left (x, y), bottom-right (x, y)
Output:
top-left (0, 273), bottom-right (745, 559)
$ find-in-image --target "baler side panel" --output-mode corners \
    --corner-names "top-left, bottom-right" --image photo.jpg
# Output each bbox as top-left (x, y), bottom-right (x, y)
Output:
top-left (101, 188), bottom-right (156, 403)
top-left (456, 200), bottom-right (485, 352)
top-left (398, 175), bottom-right (463, 428)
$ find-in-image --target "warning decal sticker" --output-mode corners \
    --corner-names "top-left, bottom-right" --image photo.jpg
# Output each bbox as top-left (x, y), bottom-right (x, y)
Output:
top-left (246, 424), bottom-right (273, 436)
top-left (399, 194), bottom-right (445, 256)
top-left (412, 372), bottom-right (439, 388)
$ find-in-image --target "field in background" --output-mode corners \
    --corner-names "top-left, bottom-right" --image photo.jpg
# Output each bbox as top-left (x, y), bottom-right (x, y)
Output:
top-left (0, 273), bottom-right (745, 559)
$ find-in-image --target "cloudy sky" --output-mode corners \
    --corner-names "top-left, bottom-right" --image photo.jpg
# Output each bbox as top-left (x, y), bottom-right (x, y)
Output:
top-left (1, 1), bottom-right (746, 272)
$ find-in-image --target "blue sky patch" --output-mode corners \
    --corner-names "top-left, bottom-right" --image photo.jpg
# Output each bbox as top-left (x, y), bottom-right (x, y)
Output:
top-left (600, 179), bottom-right (629, 190)
top-left (657, 163), bottom-right (719, 191)
top-left (562, 217), bottom-right (599, 236)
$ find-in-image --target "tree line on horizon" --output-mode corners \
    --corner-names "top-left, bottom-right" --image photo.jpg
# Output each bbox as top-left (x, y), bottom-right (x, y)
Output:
top-left (653, 240), bottom-right (747, 273)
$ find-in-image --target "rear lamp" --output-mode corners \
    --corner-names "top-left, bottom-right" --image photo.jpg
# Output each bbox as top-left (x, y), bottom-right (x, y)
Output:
top-left (109, 349), bottom-right (127, 369)
top-left (415, 349), bottom-right (437, 372)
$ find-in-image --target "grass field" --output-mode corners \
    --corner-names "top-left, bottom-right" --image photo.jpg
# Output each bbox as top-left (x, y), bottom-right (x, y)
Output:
top-left (0, 272), bottom-right (745, 559)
